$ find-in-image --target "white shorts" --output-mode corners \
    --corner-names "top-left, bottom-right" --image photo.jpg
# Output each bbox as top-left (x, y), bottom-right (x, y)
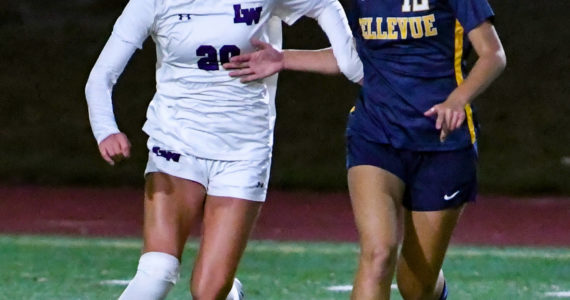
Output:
top-left (144, 139), bottom-right (270, 202)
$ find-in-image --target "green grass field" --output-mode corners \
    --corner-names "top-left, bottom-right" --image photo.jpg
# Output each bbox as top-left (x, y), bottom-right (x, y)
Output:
top-left (1, 235), bottom-right (569, 299)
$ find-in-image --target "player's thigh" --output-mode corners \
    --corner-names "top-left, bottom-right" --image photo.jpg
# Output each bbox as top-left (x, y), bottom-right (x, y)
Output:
top-left (193, 158), bottom-right (267, 277)
top-left (348, 165), bottom-right (405, 248)
top-left (398, 205), bottom-right (465, 281)
top-left (143, 172), bottom-right (207, 259)
top-left (347, 135), bottom-right (406, 247)
top-left (193, 196), bottom-right (262, 279)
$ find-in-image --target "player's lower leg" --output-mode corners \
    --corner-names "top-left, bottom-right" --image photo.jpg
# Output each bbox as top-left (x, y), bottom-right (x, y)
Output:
top-left (191, 196), bottom-right (261, 300)
top-left (396, 207), bottom-right (463, 299)
top-left (348, 166), bottom-right (405, 299)
top-left (130, 173), bottom-right (204, 299)
top-left (352, 246), bottom-right (398, 299)
top-left (119, 252), bottom-right (180, 300)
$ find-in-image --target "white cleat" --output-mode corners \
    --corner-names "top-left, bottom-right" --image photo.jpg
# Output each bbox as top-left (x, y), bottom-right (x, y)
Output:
top-left (226, 278), bottom-right (244, 300)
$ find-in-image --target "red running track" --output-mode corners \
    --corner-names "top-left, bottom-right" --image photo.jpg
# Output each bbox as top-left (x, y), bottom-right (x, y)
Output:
top-left (1, 186), bottom-right (569, 246)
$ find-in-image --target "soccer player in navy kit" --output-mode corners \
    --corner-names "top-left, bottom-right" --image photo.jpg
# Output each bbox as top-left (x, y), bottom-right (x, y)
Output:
top-left (225, 0), bottom-right (506, 298)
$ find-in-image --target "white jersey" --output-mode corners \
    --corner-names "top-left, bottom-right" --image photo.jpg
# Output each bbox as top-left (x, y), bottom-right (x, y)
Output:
top-left (86, 0), bottom-right (363, 161)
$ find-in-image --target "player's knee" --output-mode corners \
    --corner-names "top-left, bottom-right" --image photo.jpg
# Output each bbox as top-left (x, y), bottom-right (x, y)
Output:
top-left (359, 243), bottom-right (398, 279)
top-left (138, 251), bottom-right (180, 283)
top-left (119, 252), bottom-right (180, 300)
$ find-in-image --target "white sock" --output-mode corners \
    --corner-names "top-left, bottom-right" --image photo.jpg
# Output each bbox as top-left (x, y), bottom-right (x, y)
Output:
top-left (118, 252), bottom-right (180, 300)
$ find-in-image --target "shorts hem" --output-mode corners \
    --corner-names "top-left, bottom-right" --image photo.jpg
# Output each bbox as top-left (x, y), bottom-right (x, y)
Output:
top-left (347, 163), bottom-right (405, 183)
top-left (144, 165), bottom-right (208, 189)
top-left (404, 196), bottom-right (476, 212)
top-left (207, 191), bottom-right (267, 203)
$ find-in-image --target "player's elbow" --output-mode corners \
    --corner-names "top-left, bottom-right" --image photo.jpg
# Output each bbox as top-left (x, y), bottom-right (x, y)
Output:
top-left (85, 77), bottom-right (101, 102)
top-left (85, 80), bottom-right (94, 100)
top-left (492, 41), bottom-right (507, 71)
top-left (337, 58), bottom-right (364, 83)
top-left (336, 59), bottom-right (350, 76)
top-left (496, 48), bottom-right (507, 72)
top-left (489, 48), bottom-right (507, 79)
top-left (85, 68), bottom-right (101, 98)
top-left (482, 47), bottom-right (506, 75)
top-left (85, 67), bottom-right (116, 99)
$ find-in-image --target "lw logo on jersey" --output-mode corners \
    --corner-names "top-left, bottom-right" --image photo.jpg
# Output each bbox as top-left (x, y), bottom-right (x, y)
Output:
top-left (233, 4), bottom-right (262, 25)
top-left (152, 147), bottom-right (181, 163)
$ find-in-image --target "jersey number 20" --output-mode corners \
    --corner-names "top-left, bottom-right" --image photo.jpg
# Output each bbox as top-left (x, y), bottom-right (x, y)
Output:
top-left (402, 0), bottom-right (429, 12)
top-left (197, 45), bottom-right (240, 71)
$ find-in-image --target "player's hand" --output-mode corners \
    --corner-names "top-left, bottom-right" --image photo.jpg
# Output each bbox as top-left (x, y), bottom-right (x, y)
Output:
top-left (223, 38), bottom-right (284, 83)
top-left (98, 132), bottom-right (131, 166)
top-left (424, 97), bottom-right (467, 142)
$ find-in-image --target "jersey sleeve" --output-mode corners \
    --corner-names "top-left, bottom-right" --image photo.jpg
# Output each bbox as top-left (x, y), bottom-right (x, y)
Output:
top-left (315, 1), bottom-right (363, 82)
top-left (112, 0), bottom-right (156, 49)
top-left (449, 0), bottom-right (495, 33)
top-left (273, 0), bottom-right (331, 25)
top-left (84, 0), bottom-right (155, 144)
top-left (85, 34), bottom-right (138, 144)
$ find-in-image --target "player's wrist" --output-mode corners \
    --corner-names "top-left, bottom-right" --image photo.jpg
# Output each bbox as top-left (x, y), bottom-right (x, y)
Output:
top-left (281, 50), bottom-right (292, 72)
top-left (448, 89), bottom-right (472, 107)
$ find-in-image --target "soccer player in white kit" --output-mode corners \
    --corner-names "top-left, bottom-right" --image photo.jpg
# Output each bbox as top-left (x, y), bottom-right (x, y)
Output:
top-left (85, 0), bottom-right (362, 299)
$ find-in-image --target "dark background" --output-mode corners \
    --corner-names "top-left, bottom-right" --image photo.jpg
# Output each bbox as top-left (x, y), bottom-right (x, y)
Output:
top-left (0, 0), bottom-right (568, 194)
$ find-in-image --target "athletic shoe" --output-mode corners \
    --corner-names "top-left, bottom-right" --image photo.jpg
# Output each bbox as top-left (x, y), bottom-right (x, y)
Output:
top-left (226, 278), bottom-right (244, 300)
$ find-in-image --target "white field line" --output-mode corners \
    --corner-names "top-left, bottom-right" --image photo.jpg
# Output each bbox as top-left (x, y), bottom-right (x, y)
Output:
top-left (245, 242), bottom-right (358, 254)
top-left (446, 248), bottom-right (570, 260)
top-left (1, 237), bottom-right (142, 249)
top-left (545, 291), bottom-right (570, 298)
top-left (326, 284), bottom-right (396, 292)
top-left (100, 279), bottom-right (131, 286)
top-left (0, 236), bottom-right (357, 254)
top-left (327, 285), bottom-right (570, 297)
top-left (2, 236), bottom-right (570, 259)
top-left (326, 285), bottom-right (352, 292)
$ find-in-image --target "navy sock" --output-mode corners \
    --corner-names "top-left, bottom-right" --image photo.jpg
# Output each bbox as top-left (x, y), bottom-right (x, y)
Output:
top-left (439, 281), bottom-right (448, 300)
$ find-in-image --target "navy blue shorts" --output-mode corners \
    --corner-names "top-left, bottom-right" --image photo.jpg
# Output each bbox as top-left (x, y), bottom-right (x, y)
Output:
top-left (346, 134), bottom-right (478, 211)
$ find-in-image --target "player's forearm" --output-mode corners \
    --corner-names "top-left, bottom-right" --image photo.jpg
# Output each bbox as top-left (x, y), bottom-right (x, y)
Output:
top-left (85, 34), bottom-right (137, 143)
top-left (85, 74), bottom-right (121, 144)
top-left (282, 48), bottom-right (340, 75)
top-left (452, 50), bottom-right (506, 105)
top-left (451, 23), bottom-right (506, 105)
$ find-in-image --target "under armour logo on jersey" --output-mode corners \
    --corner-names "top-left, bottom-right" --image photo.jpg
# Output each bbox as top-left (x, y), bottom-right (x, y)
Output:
top-left (255, 182), bottom-right (264, 188)
top-left (233, 4), bottom-right (262, 25)
top-left (152, 147), bottom-right (181, 162)
top-left (178, 14), bottom-right (191, 21)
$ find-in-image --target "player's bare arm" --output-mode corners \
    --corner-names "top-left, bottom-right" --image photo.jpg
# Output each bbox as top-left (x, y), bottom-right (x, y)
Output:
top-left (224, 39), bottom-right (340, 82)
top-left (425, 21), bottom-right (506, 141)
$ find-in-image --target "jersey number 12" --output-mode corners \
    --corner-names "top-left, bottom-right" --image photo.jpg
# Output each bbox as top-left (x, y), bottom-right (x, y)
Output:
top-left (402, 0), bottom-right (429, 12)
top-left (197, 45), bottom-right (241, 71)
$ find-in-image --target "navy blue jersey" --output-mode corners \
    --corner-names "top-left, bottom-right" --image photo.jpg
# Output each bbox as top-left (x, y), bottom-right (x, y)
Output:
top-left (346, 0), bottom-right (494, 151)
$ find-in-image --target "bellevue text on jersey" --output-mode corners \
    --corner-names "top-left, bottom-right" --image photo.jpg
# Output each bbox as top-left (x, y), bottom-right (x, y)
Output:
top-left (358, 14), bottom-right (438, 40)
